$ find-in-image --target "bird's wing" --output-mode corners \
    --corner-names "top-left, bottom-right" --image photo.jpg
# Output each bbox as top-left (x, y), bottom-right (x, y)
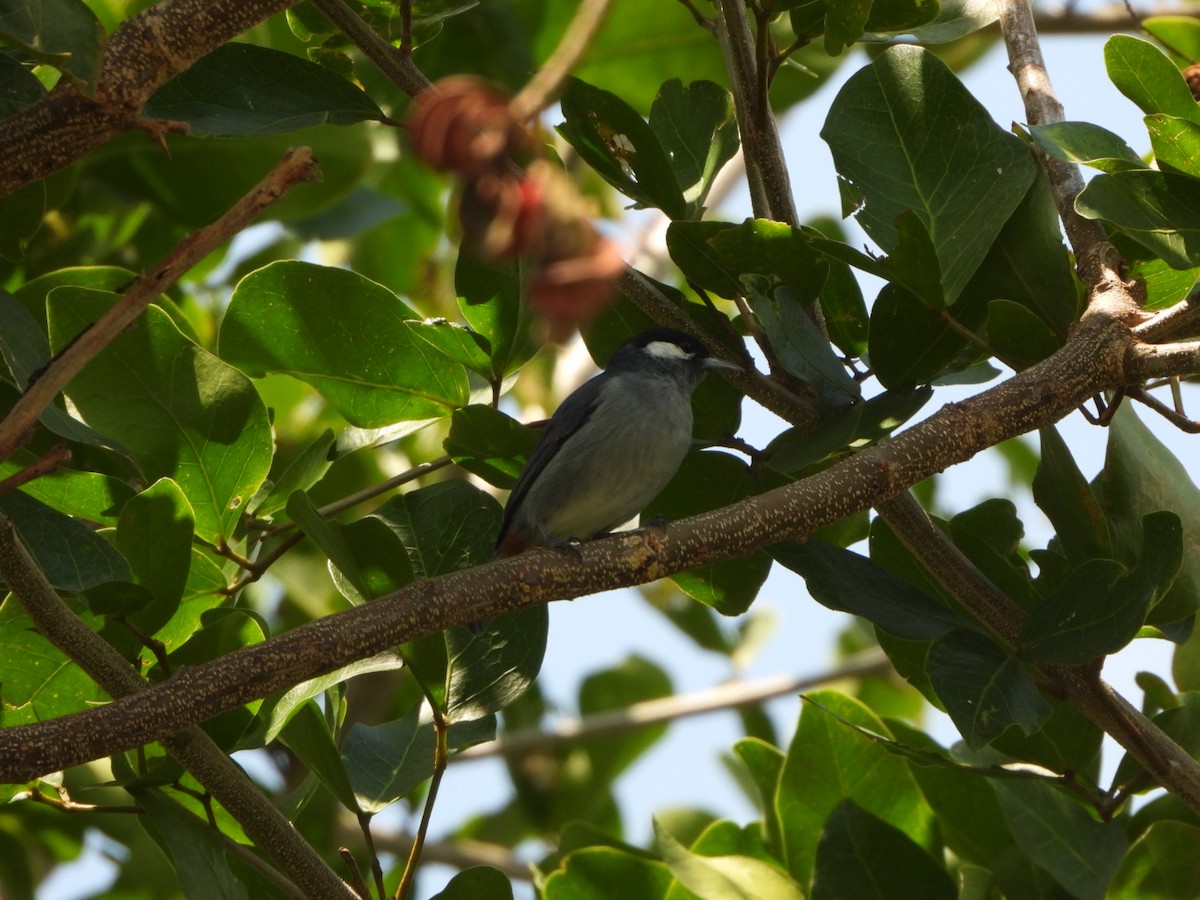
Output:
top-left (497, 373), bottom-right (608, 543)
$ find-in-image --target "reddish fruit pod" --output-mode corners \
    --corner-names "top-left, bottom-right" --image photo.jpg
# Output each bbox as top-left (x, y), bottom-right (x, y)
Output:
top-left (1184, 64), bottom-right (1200, 101)
top-left (458, 170), bottom-right (545, 259)
top-left (405, 77), bottom-right (530, 175)
top-left (528, 233), bottom-right (626, 342)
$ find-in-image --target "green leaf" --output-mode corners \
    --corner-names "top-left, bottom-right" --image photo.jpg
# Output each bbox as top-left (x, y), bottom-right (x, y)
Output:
top-left (645, 452), bottom-right (772, 615)
top-left (654, 818), bottom-right (804, 900)
top-left (883, 209), bottom-right (946, 309)
top-left (907, 0), bottom-right (999, 44)
top-left (666, 220), bottom-right (743, 297)
top-left (1147, 114), bottom-right (1200, 177)
top-left (648, 79), bottom-right (739, 213)
top-left (1075, 170), bottom-right (1200, 269)
top-left (1114, 692), bottom-right (1200, 788)
top-left (865, 0), bottom-right (941, 34)
top-left (1033, 425), bottom-right (1112, 566)
top-left (0, 455), bottom-right (133, 526)
top-left (1025, 513), bottom-right (1181, 664)
top-left (0, 489), bottom-right (131, 592)
top-left (454, 254), bottom-right (536, 377)
top-left (1109, 821), bottom-right (1200, 899)
top-left (0, 596), bottom-right (107, 725)
top-left (114, 478), bottom-right (195, 631)
top-left (0, 0), bottom-right (103, 91)
top-left (1101, 406), bottom-right (1200, 631)
top-left (777, 690), bottom-right (936, 887)
top-left (370, 480), bottom-right (501, 578)
top-left (545, 847), bottom-right (673, 899)
top-left (0, 47), bottom-right (43, 117)
top-left (768, 540), bottom-right (968, 640)
top-left (575, 656), bottom-right (673, 785)
top-left (277, 699), bottom-right (358, 811)
top-left (0, 179), bottom-right (44, 262)
top-left (1105, 35), bottom-right (1200, 123)
top-left (445, 607), bottom-right (548, 723)
top-left (0, 288), bottom-right (137, 461)
top-left (732, 738), bottom-right (786, 857)
top-left (285, 492), bottom-right (414, 604)
top-left (995, 778), bottom-right (1127, 900)
top-left (812, 800), bottom-right (956, 900)
top-left (48, 289), bottom-right (272, 544)
top-left (558, 76), bottom-right (688, 218)
top-left (342, 704), bottom-right (496, 812)
top-left (1029, 121), bottom-right (1147, 173)
top-left (824, 0), bottom-right (872, 54)
top-left (405, 318), bottom-right (493, 375)
top-left (868, 284), bottom-right (985, 388)
top-left (131, 790), bottom-right (248, 900)
top-left (985, 300), bottom-right (1060, 368)
top-left (143, 43), bottom-right (383, 137)
top-left (1130, 257), bottom-right (1200, 311)
top-left (745, 278), bottom-right (860, 409)
top-left (927, 629), bottom-right (1051, 749)
top-left (444, 405), bottom-right (537, 489)
top-left (708, 219), bottom-right (829, 298)
top-left (221, 260), bottom-right (469, 427)
top-left (430, 867), bottom-right (515, 900)
top-left (822, 45), bottom-right (1037, 306)
top-left (253, 427), bottom-right (335, 518)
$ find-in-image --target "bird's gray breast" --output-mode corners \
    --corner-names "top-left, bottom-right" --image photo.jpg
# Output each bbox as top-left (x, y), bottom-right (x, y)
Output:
top-left (524, 372), bottom-right (694, 541)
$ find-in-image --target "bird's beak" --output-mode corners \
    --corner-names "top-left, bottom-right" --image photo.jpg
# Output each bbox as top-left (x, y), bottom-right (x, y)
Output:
top-left (703, 357), bottom-right (741, 373)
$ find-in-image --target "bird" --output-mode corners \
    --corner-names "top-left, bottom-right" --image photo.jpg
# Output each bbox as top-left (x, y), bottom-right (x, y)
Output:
top-left (495, 327), bottom-right (739, 558)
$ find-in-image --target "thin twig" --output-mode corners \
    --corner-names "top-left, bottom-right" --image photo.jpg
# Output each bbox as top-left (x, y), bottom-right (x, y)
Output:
top-left (310, 0), bottom-right (431, 98)
top-left (0, 444), bottom-right (71, 498)
top-left (339, 847), bottom-right (371, 900)
top-left (1127, 384), bottom-right (1200, 432)
top-left (358, 813), bottom-right (387, 900)
top-left (455, 649), bottom-right (890, 762)
top-left (0, 148), bottom-right (320, 466)
top-left (509, 0), bottom-right (614, 121)
top-left (395, 700), bottom-right (449, 900)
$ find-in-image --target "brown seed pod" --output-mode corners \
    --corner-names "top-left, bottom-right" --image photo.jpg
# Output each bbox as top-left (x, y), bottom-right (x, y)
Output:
top-left (1184, 64), bottom-right (1200, 101)
top-left (405, 77), bottom-right (533, 174)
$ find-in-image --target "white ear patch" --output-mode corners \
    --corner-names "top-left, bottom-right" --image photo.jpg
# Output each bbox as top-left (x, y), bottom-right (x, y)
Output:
top-left (644, 340), bottom-right (693, 361)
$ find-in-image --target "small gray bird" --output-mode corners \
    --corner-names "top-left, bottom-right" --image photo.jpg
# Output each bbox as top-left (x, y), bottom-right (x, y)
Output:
top-left (495, 327), bottom-right (739, 557)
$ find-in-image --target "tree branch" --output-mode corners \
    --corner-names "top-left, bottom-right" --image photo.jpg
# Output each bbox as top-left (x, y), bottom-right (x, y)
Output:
top-left (0, 147), bottom-right (321, 466)
top-left (0, 517), bottom-right (356, 900)
top-left (0, 0), bottom-right (297, 198)
top-left (308, 0), bottom-right (431, 98)
top-left (0, 304), bottom-right (1183, 785)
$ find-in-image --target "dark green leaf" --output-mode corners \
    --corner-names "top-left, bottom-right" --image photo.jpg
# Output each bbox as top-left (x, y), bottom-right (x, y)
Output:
top-left (1029, 121), bottom-right (1147, 173)
top-left (648, 79), bottom-right (739, 213)
top-left (253, 428), bottom-right (335, 517)
top-left (144, 43), bottom-right (383, 137)
top-left (0, 48), bottom-right (43, 117)
top-left (1101, 406), bottom-right (1200, 631)
top-left (768, 540), bottom-right (968, 640)
top-left (114, 478), bottom-right (194, 631)
top-left (445, 606), bottom-right (548, 722)
top-left (48, 289), bottom-right (272, 544)
top-left (884, 209), bottom-right (946, 309)
top-left (444, 405), bottom-right (537, 489)
top-left (812, 800), bottom-right (955, 900)
top-left (370, 480), bottom-right (501, 578)
top-left (1033, 425), bottom-right (1112, 566)
top-left (131, 790), bottom-right (248, 900)
top-left (576, 656), bottom-right (672, 785)
top-left (285, 492), bottom-right (414, 604)
top-left (342, 704), bottom-right (496, 812)
top-left (1114, 692), bottom-right (1200, 788)
top-left (823, 0), bottom-right (872, 54)
top-left (645, 451), bottom-right (772, 615)
top-left (1075, 170), bottom-right (1200, 269)
top-left (455, 253), bottom-right (536, 377)
top-left (1021, 558), bottom-right (1129, 664)
top-left (777, 690), bottom-right (935, 887)
top-left (995, 778), bottom-right (1127, 900)
top-left (708, 219), bottom-right (829, 297)
top-left (748, 279), bottom-right (859, 409)
top-left (864, 0), bottom-right (941, 33)
top-left (0, 180), bottom-right (44, 262)
top-left (666, 220), bottom-right (743, 298)
top-left (868, 284), bottom-right (985, 388)
top-left (1105, 35), bottom-right (1200, 122)
top-left (430, 867), bottom-right (515, 900)
top-left (986, 300), bottom-right (1060, 368)
top-left (221, 260), bottom-right (468, 427)
top-left (0, 489), bottom-right (131, 592)
top-left (277, 700), bottom-right (358, 811)
top-left (558, 77), bottom-right (687, 218)
top-left (0, 0), bottom-right (103, 91)
top-left (822, 45), bottom-right (1037, 305)
top-left (927, 629), bottom-right (1051, 749)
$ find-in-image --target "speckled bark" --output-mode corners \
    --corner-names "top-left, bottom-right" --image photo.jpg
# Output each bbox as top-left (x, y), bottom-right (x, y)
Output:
top-left (0, 0), bottom-right (295, 198)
